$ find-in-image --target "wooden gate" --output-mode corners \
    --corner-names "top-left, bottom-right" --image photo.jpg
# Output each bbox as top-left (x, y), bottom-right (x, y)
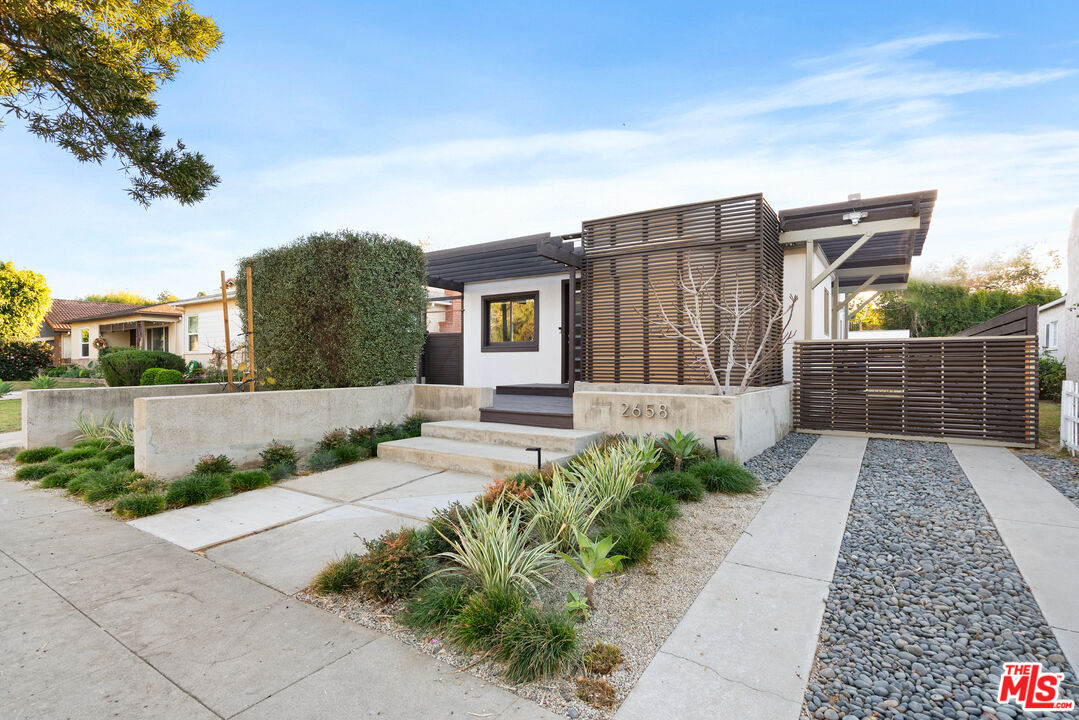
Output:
top-left (793, 336), bottom-right (1038, 446)
top-left (420, 332), bottom-right (463, 385)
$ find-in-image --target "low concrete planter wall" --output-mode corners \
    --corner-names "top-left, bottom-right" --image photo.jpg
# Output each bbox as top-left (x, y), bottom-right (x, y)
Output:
top-left (413, 384), bottom-right (493, 421)
top-left (572, 383), bottom-right (792, 462)
top-left (134, 384), bottom-right (414, 478)
top-left (22, 383), bottom-right (225, 450)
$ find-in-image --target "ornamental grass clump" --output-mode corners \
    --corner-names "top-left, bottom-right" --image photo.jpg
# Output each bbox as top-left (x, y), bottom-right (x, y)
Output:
top-left (434, 501), bottom-right (560, 597)
top-left (331, 442), bottom-right (368, 465)
top-left (15, 446), bottom-right (62, 463)
top-left (79, 470), bottom-right (138, 502)
top-left (71, 457), bottom-right (108, 471)
top-left (599, 506), bottom-right (671, 565)
top-left (228, 470), bottom-right (273, 492)
top-left (652, 470), bottom-right (704, 501)
top-left (52, 446), bottom-right (99, 464)
top-left (626, 483), bottom-right (681, 520)
top-left (14, 462), bottom-right (60, 481)
top-left (39, 467), bottom-right (79, 488)
top-left (567, 435), bottom-right (659, 509)
top-left (307, 449), bottom-right (338, 472)
top-left (108, 454), bottom-right (135, 471)
top-left (166, 472), bottom-right (230, 507)
top-left (399, 578), bottom-right (473, 634)
top-left (450, 586), bottom-right (524, 651)
top-left (113, 492), bottom-right (166, 518)
top-left (522, 468), bottom-right (610, 553)
top-left (101, 444), bottom-right (134, 461)
top-left (497, 607), bottom-right (580, 684)
top-left (691, 457), bottom-right (759, 494)
top-left (312, 553), bottom-right (363, 594)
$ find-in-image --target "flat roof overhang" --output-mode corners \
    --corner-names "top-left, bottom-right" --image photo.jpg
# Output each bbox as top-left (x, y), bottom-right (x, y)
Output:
top-left (778, 190), bottom-right (936, 294)
top-left (426, 233), bottom-right (581, 291)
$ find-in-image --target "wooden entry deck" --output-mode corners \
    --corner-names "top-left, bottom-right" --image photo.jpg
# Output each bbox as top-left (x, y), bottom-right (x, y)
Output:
top-left (480, 388), bottom-right (574, 429)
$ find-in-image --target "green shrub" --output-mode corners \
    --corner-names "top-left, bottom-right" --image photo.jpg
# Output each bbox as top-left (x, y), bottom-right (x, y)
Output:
top-left (66, 471), bottom-right (93, 495)
top-left (153, 369), bottom-right (183, 385)
top-left (260, 440), bottom-right (298, 472)
top-left (140, 367), bottom-right (164, 385)
top-left (332, 442), bottom-right (368, 464)
top-left (82, 470), bottom-right (138, 502)
top-left (101, 444), bottom-right (135, 461)
top-left (450, 586), bottom-right (524, 651)
top-left (194, 454), bottom-right (235, 475)
top-left (108, 454), bottom-right (136, 471)
top-left (52, 446), bottom-right (99, 464)
top-left (46, 366), bottom-right (68, 377)
top-left (71, 457), bottom-right (108, 471)
top-left (14, 462), bottom-right (61, 480)
top-left (1040, 351), bottom-right (1066, 402)
top-left (30, 375), bottom-right (57, 389)
top-left (355, 528), bottom-right (431, 601)
top-left (307, 449), bottom-right (338, 472)
top-left (228, 470), bottom-right (272, 492)
top-left (497, 607), bottom-right (580, 684)
top-left (399, 578), bottom-right (473, 633)
top-left (40, 467), bottom-right (79, 488)
top-left (166, 473), bottom-right (231, 507)
top-left (311, 553), bottom-right (363, 594)
top-left (114, 492), bottom-right (167, 518)
top-left (317, 428), bottom-right (349, 451)
top-left (15, 446), bottom-right (62, 463)
top-left (0, 380), bottom-right (12, 395)
top-left (691, 457), bottom-right (759, 494)
top-left (626, 484), bottom-right (681, 520)
top-left (267, 463), bottom-right (295, 481)
top-left (236, 230), bottom-right (427, 390)
top-left (73, 438), bottom-right (109, 451)
top-left (402, 414), bottom-right (428, 436)
top-left (652, 470), bottom-right (704, 501)
top-left (0, 340), bottom-right (52, 380)
top-left (99, 349), bottom-right (184, 387)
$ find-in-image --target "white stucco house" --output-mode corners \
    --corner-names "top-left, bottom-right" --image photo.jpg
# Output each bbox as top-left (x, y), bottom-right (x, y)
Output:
top-left (1039, 295), bottom-right (1068, 363)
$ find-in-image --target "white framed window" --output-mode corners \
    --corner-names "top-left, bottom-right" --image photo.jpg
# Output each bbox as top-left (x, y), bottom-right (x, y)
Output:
top-left (80, 329), bottom-right (90, 357)
top-left (1045, 320), bottom-right (1058, 349)
top-left (187, 315), bottom-right (199, 352)
top-left (147, 326), bottom-right (168, 352)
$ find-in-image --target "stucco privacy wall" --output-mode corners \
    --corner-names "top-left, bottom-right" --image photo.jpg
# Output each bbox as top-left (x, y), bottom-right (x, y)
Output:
top-left (134, 384), bottom-right (414, 477)
top-left (22, 384), bottom-right (225, 449)
top-left (413, 384), bottom-right (493, 421)
top-left (572, 384), bottom-right (792, 462)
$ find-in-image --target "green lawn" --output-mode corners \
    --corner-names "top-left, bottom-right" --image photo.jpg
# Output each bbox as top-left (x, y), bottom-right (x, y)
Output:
top-left (0, 399), bottom-right (20, 433)
top-left (1040, 401), bottom-right (1061, 445)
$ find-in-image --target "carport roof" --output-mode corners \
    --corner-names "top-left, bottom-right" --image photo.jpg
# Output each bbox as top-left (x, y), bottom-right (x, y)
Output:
top-left (426, 233), bottom-right (580, 291)
top-left (778, 190), bottom-right (936, 293)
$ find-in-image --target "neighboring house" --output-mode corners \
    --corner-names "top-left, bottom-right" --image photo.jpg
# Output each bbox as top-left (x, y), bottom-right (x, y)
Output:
top-left (33, 288), bottom-right (243, 369)
top-left (425, 289), bottom-right (462, 333)
top-left (423, 190), bottom-right (934, 389)
top-left (1039, 295), bottom-right (1067, 362)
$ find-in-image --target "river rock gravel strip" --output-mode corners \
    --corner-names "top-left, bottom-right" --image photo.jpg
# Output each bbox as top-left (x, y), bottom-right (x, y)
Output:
top-left (1017, 453), bottom-right (1079, 511)
top-left (802, 439), bottom-right (1078, 720)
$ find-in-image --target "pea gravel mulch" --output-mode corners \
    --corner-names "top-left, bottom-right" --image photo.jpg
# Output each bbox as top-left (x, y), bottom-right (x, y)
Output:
top-left (1017, 452), bottom-right (1079, 511)
top-left (303, 433), bottom-right (818, 719)
top-left (802, 439), bottom-right (1078, 720)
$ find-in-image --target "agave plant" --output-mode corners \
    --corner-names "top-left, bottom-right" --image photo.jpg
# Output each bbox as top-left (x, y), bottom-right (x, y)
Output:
top-left (560, 531), bottom-right (627, 609)
top-left (431, 500), bottom-right (561, 597)
top-left (659, 429), bottom-right (701, 471)
top-left (524, 466), bottom-right (611, 552)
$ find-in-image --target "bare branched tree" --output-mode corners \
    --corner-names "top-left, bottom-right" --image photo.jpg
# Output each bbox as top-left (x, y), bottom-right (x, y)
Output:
top-left (635, 260), bottom-right (798, 395)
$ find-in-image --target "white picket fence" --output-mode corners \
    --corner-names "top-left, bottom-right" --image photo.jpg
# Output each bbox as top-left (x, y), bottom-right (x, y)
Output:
top-left (1062, 380), bottom-right (1079, 455)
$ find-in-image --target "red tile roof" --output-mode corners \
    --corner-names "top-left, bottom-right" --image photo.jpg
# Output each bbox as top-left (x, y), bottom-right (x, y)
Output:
top-left (43, 299), bottom-right (182, 331)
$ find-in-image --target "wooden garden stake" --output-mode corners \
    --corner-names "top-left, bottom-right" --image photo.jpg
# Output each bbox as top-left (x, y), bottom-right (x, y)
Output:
top-left (246, 266), bottom-right (255, 392)
top-left (220, 271), bottom-right (234, 391)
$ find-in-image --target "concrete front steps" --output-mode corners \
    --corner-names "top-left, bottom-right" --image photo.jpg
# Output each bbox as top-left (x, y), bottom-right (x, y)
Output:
top-left (376, 420), bottom-right (605, 477)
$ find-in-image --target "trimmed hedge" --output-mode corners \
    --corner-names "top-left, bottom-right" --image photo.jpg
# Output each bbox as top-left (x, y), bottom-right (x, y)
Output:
top-left (141, 367), bottom-right (183, 385)
top-left (101, 349), bottom-right (184, 387)
top-left (236, 230), bottom-right (427, 390)
top-left (0, 341), bottom-right (52, 380)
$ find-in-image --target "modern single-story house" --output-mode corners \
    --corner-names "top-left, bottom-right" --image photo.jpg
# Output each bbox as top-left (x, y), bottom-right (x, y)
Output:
top-left (33, 288), bottom-right (243, 368)
top-left (422, 190), bottom-right (935, 392)
top-left (1039, 295), bottom-right (1068, 362)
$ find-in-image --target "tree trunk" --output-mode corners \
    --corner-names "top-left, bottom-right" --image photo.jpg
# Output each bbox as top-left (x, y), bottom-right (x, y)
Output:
top-left (586, 578), bottom-right (596, 609)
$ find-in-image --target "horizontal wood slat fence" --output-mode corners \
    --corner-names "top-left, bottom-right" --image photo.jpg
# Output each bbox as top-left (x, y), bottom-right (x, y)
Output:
top-left (954, 304), bottom-right (1038, 338)
top-left (793, 336), bottom-right (1038, 446)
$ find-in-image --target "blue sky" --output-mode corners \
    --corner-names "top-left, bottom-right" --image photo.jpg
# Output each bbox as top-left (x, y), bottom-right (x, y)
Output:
top-left (2, 1), bottom-right (1077, 298)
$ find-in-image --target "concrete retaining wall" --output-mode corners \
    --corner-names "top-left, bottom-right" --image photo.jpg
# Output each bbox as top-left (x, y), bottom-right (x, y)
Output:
top-left (134, 384), bottom-right (414, 477)
top-left (413, 384), bottom-right (493, 421)
top-left (22, 383), bottom-right (225, 449)
top-left (572, 383), bottom-right (792, 462)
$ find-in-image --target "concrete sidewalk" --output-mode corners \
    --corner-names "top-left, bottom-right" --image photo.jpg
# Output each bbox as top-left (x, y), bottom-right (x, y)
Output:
top-left (0, 473), bottom-right (555, 719)
top-left (0, 430), bottom-right (21, 450)
top-left (950, 443), bottom-right (1079, 673)
top-left (616, 434), bottom-right (868, 720)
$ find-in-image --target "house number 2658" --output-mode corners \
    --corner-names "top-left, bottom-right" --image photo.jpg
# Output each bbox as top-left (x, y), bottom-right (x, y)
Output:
top-left (620, 402), bottom-right (669, 419)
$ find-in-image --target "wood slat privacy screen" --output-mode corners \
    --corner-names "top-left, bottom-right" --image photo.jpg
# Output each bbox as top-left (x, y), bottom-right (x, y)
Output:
top-left (793, 337), bottom-right (1038, 446)
top-left (955, 304), bottom-right (1038, 339)
top-left (580, 194), bottom-right (784, 386)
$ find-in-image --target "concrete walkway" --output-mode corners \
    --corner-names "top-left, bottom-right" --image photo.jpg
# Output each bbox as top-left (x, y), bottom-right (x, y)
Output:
top-left (129, 459), bottom-right (489, 594)
top-left (0, 430), bottom-right (21, 450)
top-left (616, 434), bottom-right (868, 720)
top-left (950, 443), bottom-right (1079, 673)
top-left (0, 471), bottom-right (554, 719)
